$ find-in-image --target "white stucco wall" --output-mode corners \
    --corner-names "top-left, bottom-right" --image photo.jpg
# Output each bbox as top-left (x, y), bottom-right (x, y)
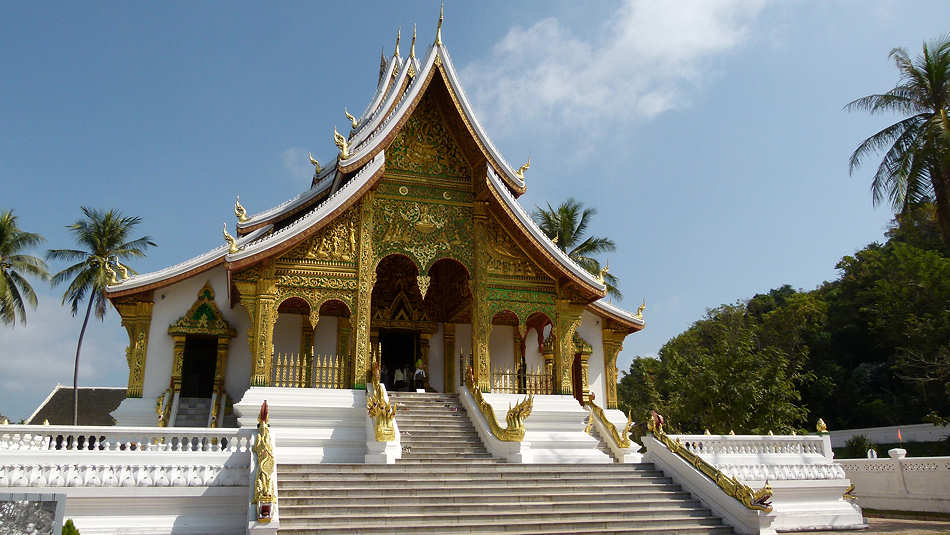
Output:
top-left (428, 323), bottom-right (444, 392)
top-left (524, 327), bottom-right (543, 372)
top-left (313, 316), bottom-right (338, 355)
top-left (577, 310), bottom-right (606, 403)
top-left (273, 313), bottom-right (303, 355)
top-left (489, 324), bottom-right (515, 372)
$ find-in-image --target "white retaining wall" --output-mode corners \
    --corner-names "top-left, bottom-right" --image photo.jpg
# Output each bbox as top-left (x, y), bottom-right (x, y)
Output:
top-left (830, 423), bottom-right (949, 447)
top-left (837, 456), bottom-right (950, 513)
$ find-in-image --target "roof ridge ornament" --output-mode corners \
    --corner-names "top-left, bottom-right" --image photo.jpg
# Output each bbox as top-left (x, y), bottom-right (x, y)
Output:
top-left (234, 195), bottom-right (248, 222)
top-left (333, 126), bottom-right (351, 160)
top-left (394, 27), bottom-right (401, 58)
top-left (598, 263), bottom-right (609, 284)
top-left (308, 152), bottom-right (321, 174)
top-left (410, 24), bottom-right (417, 59)
top-left (515, 158), bottom-right (530, 180)
top-left (223, 223), bottom-right (239, 254)
top-left (635, 299), bottom-right (646, 320)
top-left (435, 1), bottom-right (444, 46)
top-left (379, 47), bottom-right (387, 81)
top-left (344, 107), bottom-right (358, 129)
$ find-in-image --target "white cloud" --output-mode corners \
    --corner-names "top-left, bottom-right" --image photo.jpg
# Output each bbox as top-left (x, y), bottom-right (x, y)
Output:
top-left (0, 292), bottom-right (127, 421)
top-left (461, 0), bottom-right (767, 133)
top-left (281, 147), bottom-right (314, 182)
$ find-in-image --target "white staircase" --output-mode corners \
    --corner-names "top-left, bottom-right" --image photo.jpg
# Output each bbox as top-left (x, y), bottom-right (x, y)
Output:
top-left (173, 396), bottom-right (211, 427)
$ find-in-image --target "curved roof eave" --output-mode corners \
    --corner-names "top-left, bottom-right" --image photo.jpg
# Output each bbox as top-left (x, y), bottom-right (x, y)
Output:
top-left (590, 299), bottom-right (645, 330)
top-left (104, 225), bottom-right (273, 297)
top-left (338, 43), bottom-right (527, 195)
top-left (236, 164), bottom-right (338, 232)
top-left (354, 55), bottom-right (400, 130)
top-left (485, 167), bottom-right (607, 297)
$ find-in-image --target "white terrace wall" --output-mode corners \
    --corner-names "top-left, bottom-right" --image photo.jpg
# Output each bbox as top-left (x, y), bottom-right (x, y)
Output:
top-left (837, 456), bottom-right (950, 513)
top-left (577, 310), bottom-right (606, 403)
top-left (830, 423), bottom-right (949, 448)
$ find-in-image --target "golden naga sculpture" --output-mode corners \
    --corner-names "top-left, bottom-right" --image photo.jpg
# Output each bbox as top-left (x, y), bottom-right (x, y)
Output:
top-left (223, 223), bottom-right (239, 254)
top-left (587, 399), bottom-right (633, 449)
top-left (515, 158), bottom-right (530, 180)
top-left (234, 195), bottom-right (248, 222)
top-left (366, 363), bottom-right (397, 441)
top-left (115, 261), bottom-right (130, 281)
top-left (344, 108), bottom-right (358, 129)
top-left (635, 299), bottom-right (646, 320)
top-left (816, 418), bottom-right (828, 433)
top-left (252, 401), bottom-right (275, 522)
top-left (308, 152), bottom-right (321, 174)
top-left (155, 387), bottom-right (173, 427)
top-left (333, 126), bottom-right (351, 160)
top-left (843, 483), bottom-right (857, 501)
top-left (598, 263), bottom-right (609, 285)
top-left (647, 410), bottom-right (773, 513)
top-left (465, 366), bottom-right (532, 442)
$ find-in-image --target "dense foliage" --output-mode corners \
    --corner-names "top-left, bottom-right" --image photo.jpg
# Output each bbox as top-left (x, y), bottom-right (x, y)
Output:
top-left (0, 210), bottom-right (48, 326)
top-left (619, 204), bottom-right (950, 432)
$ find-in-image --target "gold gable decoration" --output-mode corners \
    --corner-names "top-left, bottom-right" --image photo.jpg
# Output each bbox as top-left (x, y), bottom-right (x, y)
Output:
top-left (168, 282), bottom-right (236, 338)
top-left (387, 91), bottom-right (470, 180)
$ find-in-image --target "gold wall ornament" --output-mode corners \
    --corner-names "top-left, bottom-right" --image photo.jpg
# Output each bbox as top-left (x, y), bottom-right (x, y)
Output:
top-left (465, 366), bottom-right (532, 441)
top-left (515, 158), bottom-right (530, 180)
top-left (816, 418), bottom-right (828, 433)
top-left (345, 108), bottom-right (358, 129)
top-left (648, 410), bottom-right (773, 513)
top-left (252, 401), bottom-right (275, 523)
top-left (308, 152), bottom-right (321, 174)
top-left (635, 299), bottom-right (646, 320)
top-left (417, 274), bottom-right (431, 299)
top-left (282, 207), bottom-right (358, 263)
top-left (234, 196), bottom-right (248, 222)
top-left (333, 126), bottom-right (351, 160)
top-left (435, 0), bottom-right (443, 45)
top-left (223, 223), bottom-right (239, 253)
top-left (115, 296), bottom-right (154, 398)
top-left (366, 364), bottom-right (397, 441)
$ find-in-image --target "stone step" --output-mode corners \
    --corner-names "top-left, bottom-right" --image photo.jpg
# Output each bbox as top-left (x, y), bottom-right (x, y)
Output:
top-left (278, 463), bottom-right (658, 474)
top-left (280, 492), bottom-right (696, 507)
top-left (279, 499), bottom-right (708, 516)
top-left (276, 483), bottom-right (688, 498)
top-left (278, 525), bottom-right (732, 535)
top-left (277, 477), bottom-right (678, 490)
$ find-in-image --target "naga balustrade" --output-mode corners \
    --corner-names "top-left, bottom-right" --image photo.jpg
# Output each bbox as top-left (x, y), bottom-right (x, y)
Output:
top-left (490, 365), bottom-right (553, 395)
top-left (271, 351), bottom-right (351, 389)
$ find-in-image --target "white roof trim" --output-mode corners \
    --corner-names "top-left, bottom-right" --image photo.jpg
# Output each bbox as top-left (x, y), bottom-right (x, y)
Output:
top-left (237, 165), bottom-right (337, 230)
top-left (106, 225), bottom-right (272, 292)
top-left (227, 152), bottom-right (385, 261)
top-left (591, 299), bottom-right (644, 327)
top-left (486, 167), bottom-right (606, 293)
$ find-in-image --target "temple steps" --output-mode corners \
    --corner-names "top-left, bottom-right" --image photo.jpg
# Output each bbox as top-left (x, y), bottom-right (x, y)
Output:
top-left (274, 393), bottom-right (733, 534)
top-left (173, 396), bottom-right (210, 427)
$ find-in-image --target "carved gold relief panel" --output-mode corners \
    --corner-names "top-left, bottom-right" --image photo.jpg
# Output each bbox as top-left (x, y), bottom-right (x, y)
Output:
top-left (386, 91), bottom-right (470, 181)
top-left (372, 197), bottom-right (473, 272)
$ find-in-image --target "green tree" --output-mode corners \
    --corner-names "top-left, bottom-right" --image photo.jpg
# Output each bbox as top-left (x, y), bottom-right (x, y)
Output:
top-left (0, 210), bottom-right (49, 326)
top-left (532, 198), bottom-right (621, 299)
top-left (617, 356), bottom-right (665, 424)
top-left (847, 36), bottom-right (950, 250)
top-left (47, 208), bottom-right (155, 425)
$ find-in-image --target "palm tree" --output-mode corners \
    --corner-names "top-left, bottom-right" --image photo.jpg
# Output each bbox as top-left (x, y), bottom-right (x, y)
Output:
top-left (0, 210), bottom-right (49, 326)
top-left (47, 208), bottom-right (156, 425)
top-left (532, 198), bottom-right (622, 299)
top-left (847, 36), bottom-right (950, 250)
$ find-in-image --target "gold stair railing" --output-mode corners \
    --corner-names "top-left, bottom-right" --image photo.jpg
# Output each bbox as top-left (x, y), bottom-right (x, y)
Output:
top-left (587, 399), bottom-right (633, 449)
top-left (647, 411), bottom-right (773, 513)
top-left (465, 366), bottom-right (532, 442)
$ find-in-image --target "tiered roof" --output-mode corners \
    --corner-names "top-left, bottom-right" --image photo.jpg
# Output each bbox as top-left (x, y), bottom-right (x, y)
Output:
top-left (105, 18), bottom-right (643, 331)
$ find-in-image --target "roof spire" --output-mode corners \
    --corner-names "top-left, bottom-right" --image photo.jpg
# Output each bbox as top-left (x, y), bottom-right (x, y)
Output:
top-left (379, 47), bottom-right (386, 80)
top-left (395, 27), bottom-right (401, 58)
top-left (410, 23), bottom-right (417, 59)
top-left (435, 1), bottom-right (444, 46)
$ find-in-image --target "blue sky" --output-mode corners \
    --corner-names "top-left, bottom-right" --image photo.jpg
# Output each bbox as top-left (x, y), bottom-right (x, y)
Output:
top-left (2, 1), bottom-right (948, 420)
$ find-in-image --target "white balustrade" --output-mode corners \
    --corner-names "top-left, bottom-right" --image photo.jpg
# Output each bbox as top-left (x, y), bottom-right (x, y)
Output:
top-left (0, 425), bottom-right (249, 453)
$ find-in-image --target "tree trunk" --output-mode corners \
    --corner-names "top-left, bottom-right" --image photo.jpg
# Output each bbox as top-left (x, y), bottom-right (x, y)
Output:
top-left (73, 293), bottom-right (95, 426)
top-left (933, 169), bottom-right (950, 253)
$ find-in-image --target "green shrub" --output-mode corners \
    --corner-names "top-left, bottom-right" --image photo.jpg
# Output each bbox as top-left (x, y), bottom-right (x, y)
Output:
top-left (62, 519), bottom-right (80, 535)
top-left (842, 434), bottom-right (877, 458)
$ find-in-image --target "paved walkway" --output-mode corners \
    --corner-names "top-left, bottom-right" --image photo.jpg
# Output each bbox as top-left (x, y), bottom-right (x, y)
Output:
top-left (808, 517), bottom-right (950, 534)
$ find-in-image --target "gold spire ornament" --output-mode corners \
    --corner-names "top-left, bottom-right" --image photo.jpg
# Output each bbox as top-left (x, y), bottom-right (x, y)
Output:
top-left (598, 263), bottom-right (609, 284)
top-left (515, 158), bottom-right (530, 180)
top-left (394, 27), bottom-right (401, 57)
top-left (0, 416), bottom-right (7, 425)
top-left (816, 418), bottom-right (828, 433)
top-left (333, 126), bottom-right (350, 160)
top-left (344, 108), bottom-right (357, 129)
top-left (308, 152), bottom-right (321, 174)
top-left (223, 223), bottom-right (239, 254)
top-left (552, 233), bottom-right (559, 244)
top-left (115, 261), bottom-right (130, 281)
top-left (635, 300), bottom-right (646, 320)
top-left (379, 47), bottom-right (387, 81)
top-left (435, 1), bottom-right (444, 45)
top-left (234, 195), bottom-right (248, 222)
top-left (104, 262), bottom-right (118, 285)
top-left (410, 24), bottom-right (417, 59)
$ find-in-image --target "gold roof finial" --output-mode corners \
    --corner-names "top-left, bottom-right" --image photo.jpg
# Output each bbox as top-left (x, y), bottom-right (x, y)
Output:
top-left (435, 1), bottom-right (444, 46)
top-left (816, 418), bottom-right (828, 433)
top-left (345, 107), bottom-right (357, 129)
top-left (43, 419), bottom-right (50, 425)
top-left (395, 27), bottom-right (401, 57)
top-left (410, 24), bottom-right (417, 59)
top-left (223, 223), bottom-right (238, 254)
top-left (379, 47), bottom-right (387, 80)
top-left (515, 158), bottom-right (530, 180)
top-left (115, 261), bottom-right (130, 281)
top-left (635, 299), bottom-right (646, 320)
top-left (104, 261), bottom-right (118, 285)
top-left (552, 233), bottom-right (559, 244)
top-left (308, 152), bottom-right (321, 174)
top-left (234, 195), bottom-right (248, 222)
top-left (598, 263), bottom-right (609, 284)
top-left (0, 416), bottom-right (7, 425)
top-left (333, 126), bottom-right (350, 159)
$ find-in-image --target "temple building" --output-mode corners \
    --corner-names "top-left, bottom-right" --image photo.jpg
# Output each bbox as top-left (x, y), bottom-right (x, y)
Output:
top-left (104, 23), bottom-right (643, 428)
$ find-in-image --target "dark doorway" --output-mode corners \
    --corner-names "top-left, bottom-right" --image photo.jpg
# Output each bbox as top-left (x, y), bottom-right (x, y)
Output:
top-left (379, 329), bottom-right (416, 391)
top-left (181, 335), bottom-right (217, 397)
top-left (571, 355), bottom-right (584, 405)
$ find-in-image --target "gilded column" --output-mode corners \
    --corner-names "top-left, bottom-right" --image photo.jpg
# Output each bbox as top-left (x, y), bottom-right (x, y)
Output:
top-left (602, 327), bottom-right (626, 409)
top-left (171, 335), bottom-right (187, 393)
top-left (300, 321), bottom-right (314, 385)
top-left (115, 296), bottom-right (154, 398)
top-left (471, 202), bottom-right (491, 391)
top-left (443, 323), bottom-right (455, 393)
top-left (554, 299), bottom-right (584, 395)
top-left (354, 195), bottom-right (376, 388)
top-left (580, 353), bottom-right (591, 403)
